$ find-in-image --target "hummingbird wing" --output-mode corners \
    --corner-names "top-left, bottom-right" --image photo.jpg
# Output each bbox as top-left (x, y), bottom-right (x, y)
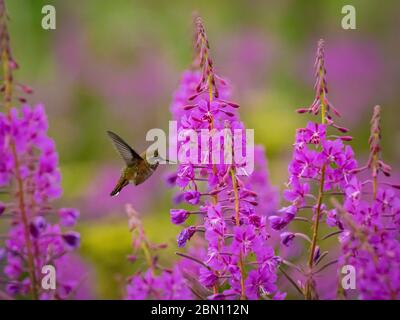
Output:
top-left (107, 131), bottom-right (143, 166)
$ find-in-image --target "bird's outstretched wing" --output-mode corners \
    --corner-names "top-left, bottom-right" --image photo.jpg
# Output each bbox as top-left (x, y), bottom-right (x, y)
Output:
top-left (107, 131), bottom-right (143, 166)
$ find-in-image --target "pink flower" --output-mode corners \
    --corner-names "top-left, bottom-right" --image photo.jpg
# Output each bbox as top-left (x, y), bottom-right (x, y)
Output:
top-left (170, 209), bottom-right (190, 225)
top-left (58, 208), bottom-right (80, 227)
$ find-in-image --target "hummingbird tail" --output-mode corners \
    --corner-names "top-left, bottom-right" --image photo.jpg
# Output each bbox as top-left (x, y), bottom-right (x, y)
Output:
top-left (110, 179), bottom-right (129, 196)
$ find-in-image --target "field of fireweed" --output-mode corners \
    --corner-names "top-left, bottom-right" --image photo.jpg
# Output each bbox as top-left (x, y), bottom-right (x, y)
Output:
top-left (0, 0), bottom-right (399, 301)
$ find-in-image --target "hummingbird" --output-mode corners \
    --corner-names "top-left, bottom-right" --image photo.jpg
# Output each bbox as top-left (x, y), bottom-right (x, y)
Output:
top-left (107, 130), bottom-right (160, 197)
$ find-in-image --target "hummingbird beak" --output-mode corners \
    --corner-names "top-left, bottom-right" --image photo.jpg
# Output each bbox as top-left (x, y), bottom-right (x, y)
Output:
top-left (153, 155), bottom-right (176, 164)
top-left (153, 149), bottom-right (177, 164)
top-left (146, 149), bottom-right (177, 165)
top-left (159, 157), bottom-right (176, 164)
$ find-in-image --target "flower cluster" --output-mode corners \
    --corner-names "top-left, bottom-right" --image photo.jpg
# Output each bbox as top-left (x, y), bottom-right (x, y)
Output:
top-left (167, 16), bottom-right (282, 300)
top-left (271, 39), bottom-right (358, 299)
top-left (273, 40), bottom-right (400, 301)
top-left (0, 2), bottom-right (80, 299)
top-left (0, 107), bottom-right (81, 299)
top-left (337, 105), bottom-right (400, 299)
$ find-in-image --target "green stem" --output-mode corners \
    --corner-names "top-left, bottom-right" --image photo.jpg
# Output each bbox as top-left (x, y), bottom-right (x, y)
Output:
top-left (305, 75), bottom-right (326, 300)
top-left (231, 169), bottom-right (246, 300)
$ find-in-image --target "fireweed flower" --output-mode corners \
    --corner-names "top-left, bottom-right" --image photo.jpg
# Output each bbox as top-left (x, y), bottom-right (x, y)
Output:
top-left (0, 2), bottom-right (80, 299)
top-left (177, 226), bottom-right (197, 248)
top-left (274, 39), bottom-right (359, 299)
top-left (58, 208), bottom-right (80, 227)
top-left (170, 209), bottom-right (190, 225)
top-left (336, 105), bottom-right (400, 300)
top-left (167, 16), bottom-right (282, 300)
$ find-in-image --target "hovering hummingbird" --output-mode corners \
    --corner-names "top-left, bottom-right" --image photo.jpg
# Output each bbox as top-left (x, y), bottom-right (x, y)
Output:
top-left (107, 130), bottom-right (161, 197)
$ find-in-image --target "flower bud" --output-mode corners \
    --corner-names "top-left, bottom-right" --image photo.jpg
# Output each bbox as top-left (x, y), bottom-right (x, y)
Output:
top-left (62, 231), bottom-right (81, 250)
top-left (170, 209), bottom-right (189, 225)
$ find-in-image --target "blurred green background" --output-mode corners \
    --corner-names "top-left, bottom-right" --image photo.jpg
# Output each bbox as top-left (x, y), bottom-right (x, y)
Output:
top-left (4, 0), bottom-right (400, 298)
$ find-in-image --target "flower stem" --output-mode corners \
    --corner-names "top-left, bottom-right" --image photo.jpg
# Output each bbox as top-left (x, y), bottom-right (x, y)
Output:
top-left (305, 163), bottom-right (326, 300)
top-left (205, 48), bottom-right (220, 296)
top-left (305, 80), bottom-right (326, 300)
top-left (231, 169), bottom-right (246, 300)
top-left (141, 241), bottom-right (154, 272)
top-left (372, 151), bottom-right (378, 200)
top-left (2, 49), bottom-right (39, 299)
